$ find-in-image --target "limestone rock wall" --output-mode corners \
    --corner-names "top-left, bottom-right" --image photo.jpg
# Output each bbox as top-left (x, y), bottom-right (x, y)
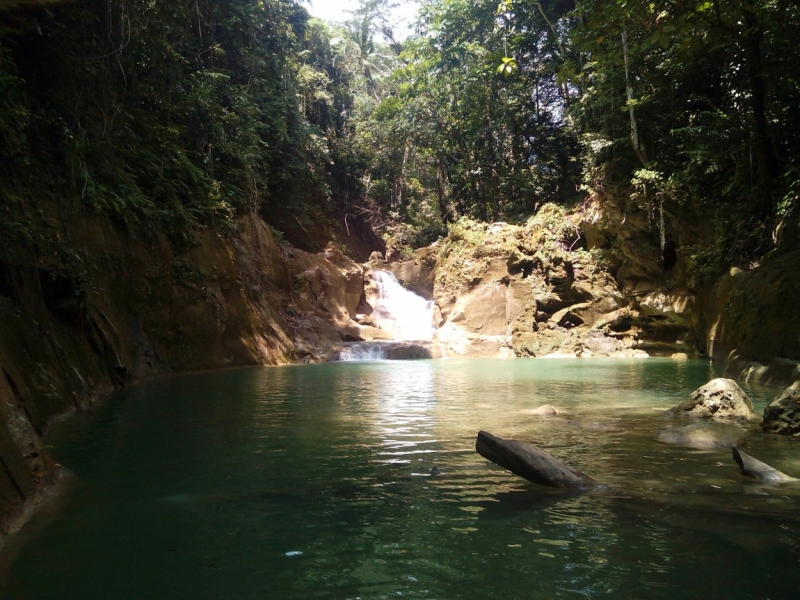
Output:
top-left (705, 251), bottom-right (800, 388)
top-left (382, 209), bottom-right (698, 359)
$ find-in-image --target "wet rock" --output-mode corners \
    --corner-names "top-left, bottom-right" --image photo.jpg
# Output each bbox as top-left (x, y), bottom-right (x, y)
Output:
top-left (530, 404), bottom-right (561, 416)
top-left (732, 358), bottom-right (800, 389)
top-left (446, 282), bottom-right (509, 336)
top-left (761, 384), bottom-right (800, 436)
top-left (638, 289), bottom-right (698, 328)
top-left (581, 333), bottom-right (622, 356)
top-left (708, 250), bottom-right (800, 375)
top-left (383, 247), bottom-right (438, 299)
top-left (664, 378), bottom-right (755, 423)
top-left (658, 422), bottom-right (746, 448)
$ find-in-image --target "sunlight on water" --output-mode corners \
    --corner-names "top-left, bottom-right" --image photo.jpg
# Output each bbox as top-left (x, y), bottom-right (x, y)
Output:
top-left (3, 358), bottom-right (800, 599)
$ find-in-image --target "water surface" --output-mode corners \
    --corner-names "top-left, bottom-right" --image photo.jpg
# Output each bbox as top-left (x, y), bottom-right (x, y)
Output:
top-left (3, 358), bottom-right (799, 599)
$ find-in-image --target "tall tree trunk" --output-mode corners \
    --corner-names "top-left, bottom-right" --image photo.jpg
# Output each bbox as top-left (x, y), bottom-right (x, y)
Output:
top-left (622, 30), bottom-right (648, 167)
top-left (742, 7), bottom-right (775, 210)
top-left (437, 155), bottom-right (450, 223)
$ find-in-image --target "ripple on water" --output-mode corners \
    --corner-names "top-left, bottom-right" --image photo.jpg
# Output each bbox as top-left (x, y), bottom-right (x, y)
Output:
top-left (3, 358), bottom-right (800, 599)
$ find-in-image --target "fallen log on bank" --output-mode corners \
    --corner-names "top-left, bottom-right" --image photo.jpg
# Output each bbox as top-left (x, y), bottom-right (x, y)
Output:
top-left (475, 431), bottom-right (597, 489)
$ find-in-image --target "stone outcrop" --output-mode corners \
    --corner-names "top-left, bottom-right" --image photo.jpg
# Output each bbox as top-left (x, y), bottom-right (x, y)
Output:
top-left (380, 207), bottom-right (700, 359)
top-left (664, 378), bottom-right (756, 422)
top-left (761, 383), bottom-right (800, 436)
top-left (376, 246), bottom-right (438, 300)
top-left (705, 252), bottom-right (800, 384)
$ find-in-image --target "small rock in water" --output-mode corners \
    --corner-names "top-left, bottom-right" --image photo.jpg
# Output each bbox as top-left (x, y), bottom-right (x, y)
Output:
top-left (430, 467), bottom-right (442, 476)
top-left (658, 422), bottom-right (746, 448)
top-left (285, 551), bottom-right (303, 557)
top-left (531, 404), bottom-right (561, 416)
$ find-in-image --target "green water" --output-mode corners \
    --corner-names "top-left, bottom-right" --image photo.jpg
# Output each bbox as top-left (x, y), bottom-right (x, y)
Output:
top-left (2, 358), bottom-right (799, 599)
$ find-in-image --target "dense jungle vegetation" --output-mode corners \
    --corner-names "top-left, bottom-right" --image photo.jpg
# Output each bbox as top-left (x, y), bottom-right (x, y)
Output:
top-left (1, 0), bottom-right (798, 274)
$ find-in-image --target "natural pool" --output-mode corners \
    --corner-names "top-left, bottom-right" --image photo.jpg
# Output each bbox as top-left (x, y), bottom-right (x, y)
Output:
top-left (1, 358), bottom-right (799, 599)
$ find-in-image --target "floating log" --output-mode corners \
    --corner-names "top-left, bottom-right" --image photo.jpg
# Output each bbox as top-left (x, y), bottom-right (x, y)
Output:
top-left (475, 431), bottom-right (596, 489)
top-left (731, 447), bottom-right (798, 482)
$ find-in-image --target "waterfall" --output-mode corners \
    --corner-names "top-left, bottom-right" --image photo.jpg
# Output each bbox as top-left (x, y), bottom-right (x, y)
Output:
top-left (370, 271), bottom-right (436, 342)
top-left (339, 343), bottom-right (387, 361)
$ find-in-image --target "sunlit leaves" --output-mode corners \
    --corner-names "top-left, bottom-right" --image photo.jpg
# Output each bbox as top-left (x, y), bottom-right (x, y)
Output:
top-left (497, 56), bottom-right (518, 75)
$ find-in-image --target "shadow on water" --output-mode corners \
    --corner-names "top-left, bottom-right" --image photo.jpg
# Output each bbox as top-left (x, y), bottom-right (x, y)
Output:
top-left (474, 488), bottom-right (588, 519)
top-left (2, 358), bottom-right (799, 599)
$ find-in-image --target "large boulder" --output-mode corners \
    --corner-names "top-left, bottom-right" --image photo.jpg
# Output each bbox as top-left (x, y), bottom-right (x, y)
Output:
top-left (761, 383), bottom-right (800, 436)
top-left (664, 378), bottom-right (755, 423)
top-left (658, 422), bottom-right (746, 448)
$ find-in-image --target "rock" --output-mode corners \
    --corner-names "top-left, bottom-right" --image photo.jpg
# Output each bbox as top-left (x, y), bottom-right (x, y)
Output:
top-left (531, 404), bottom-right (561, 416)
top-left (446, 281), bottom-right (509, 336)
top-left (761, 384), bottom-right (800, 436)
top-left (732, 448), bottom-right (798, 482)
top-left (581, 333), bottom-right (622, 356)
top-left (664, 378), bottom-right (755, 422)
top-left (658, 422), bottom-right (746, 448)
top-left (475, 431), bottom-right (596, 489)
top-left (384, 246), bottom-right (438, 299)
top-left (638, 289), bottom-right (698, 328)
top-left (732, 358), bottom-right (800, 389)
top-left (613, 348), bottom-right (649, 358)
top-left (368, 251), bottom-right (384, 263)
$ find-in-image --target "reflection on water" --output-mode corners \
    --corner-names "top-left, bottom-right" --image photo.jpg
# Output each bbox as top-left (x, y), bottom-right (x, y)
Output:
top-left (3, 358), bottom-right (800, 599)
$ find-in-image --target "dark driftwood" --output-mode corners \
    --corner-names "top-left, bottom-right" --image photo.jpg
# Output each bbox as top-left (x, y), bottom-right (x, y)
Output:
top-left (475, 430), bottom-right (596, 489)
top-left (731, 447), bottom-right (797, 482)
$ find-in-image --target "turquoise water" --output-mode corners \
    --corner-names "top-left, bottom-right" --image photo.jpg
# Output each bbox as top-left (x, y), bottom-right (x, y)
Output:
top-left (2, 358), bottom-right (799, 599)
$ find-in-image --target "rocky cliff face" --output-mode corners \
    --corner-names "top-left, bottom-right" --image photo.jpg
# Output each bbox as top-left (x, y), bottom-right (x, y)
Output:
top-left (705, 251), bottom-right (800, 387)
top-left (379, 206), bottom-right (697, 360)
top-left (378, 198), bottom-right (800, 389)
top-left (0, 207), bottom-right (298, 546)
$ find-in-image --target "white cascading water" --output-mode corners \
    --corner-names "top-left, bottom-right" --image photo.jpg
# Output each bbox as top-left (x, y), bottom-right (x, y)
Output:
top-left (370, 271), bottom-right (436, 342)
top-left (339, 271), bottom-right (436, 361)
top-left (338, 344), bottom-right (387, 361)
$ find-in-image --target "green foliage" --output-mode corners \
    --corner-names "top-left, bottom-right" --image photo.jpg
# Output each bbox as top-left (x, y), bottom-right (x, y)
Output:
top-left (2, 0), bottom-right (799, 282)
top-left (171, 259), bottom-right (204, 287)
top-left (0, 0), bottom-right (351, 249)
